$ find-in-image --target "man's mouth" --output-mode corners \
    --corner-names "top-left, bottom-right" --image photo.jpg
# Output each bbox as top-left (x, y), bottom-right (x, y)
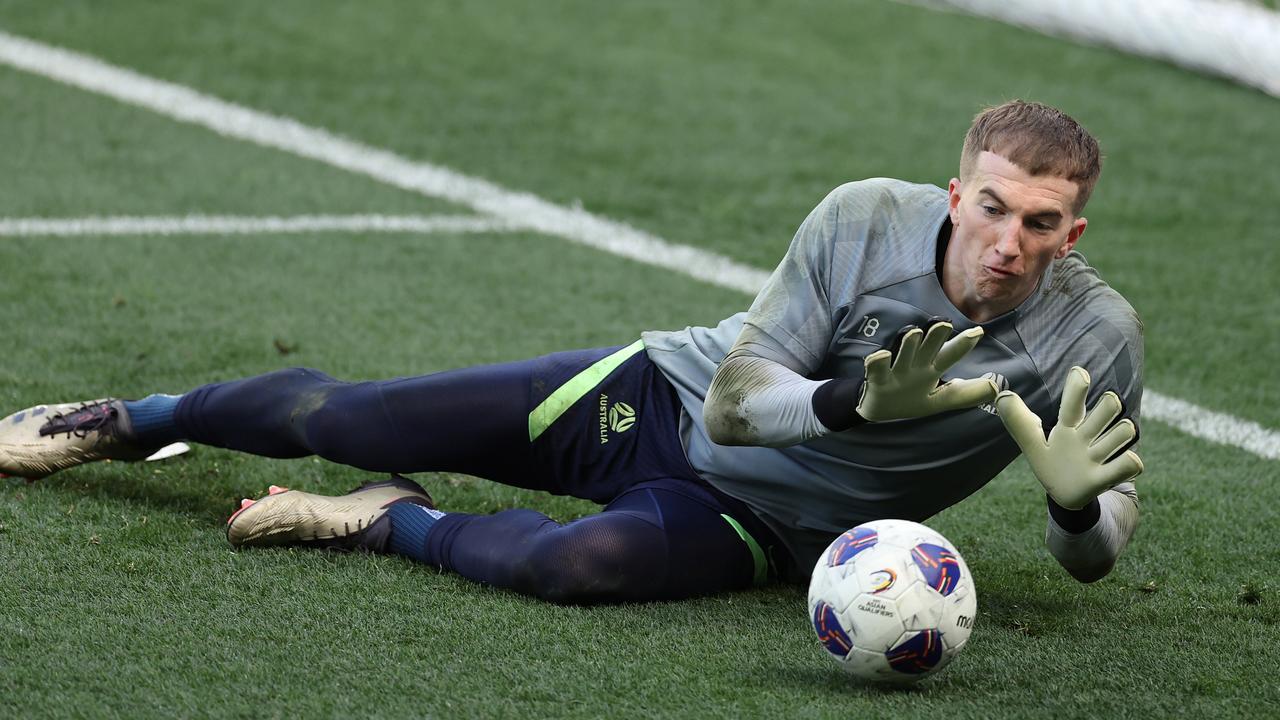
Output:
top-left (983, 264), bottom-right (1016, 279)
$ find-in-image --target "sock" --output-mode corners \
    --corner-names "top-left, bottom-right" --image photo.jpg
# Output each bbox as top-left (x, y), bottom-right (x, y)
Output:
top-left (386, 502), bottom-right (447, 563)
top-left (122, 394), bottom-right (184, 446)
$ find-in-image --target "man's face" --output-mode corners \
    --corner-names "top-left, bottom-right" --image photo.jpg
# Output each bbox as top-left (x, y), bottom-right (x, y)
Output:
top-left (944, 151), bottom-right (1087, 322)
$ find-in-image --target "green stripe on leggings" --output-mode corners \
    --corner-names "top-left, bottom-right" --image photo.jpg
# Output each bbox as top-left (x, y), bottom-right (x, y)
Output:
top-left (720, 514), bottom-right (768, 586)
top-left (527, 339), bottom-right (645, 442)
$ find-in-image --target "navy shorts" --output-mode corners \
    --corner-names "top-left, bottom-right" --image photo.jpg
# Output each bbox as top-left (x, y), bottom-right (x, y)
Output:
top-left (523, 342), bottom-right (784, 578)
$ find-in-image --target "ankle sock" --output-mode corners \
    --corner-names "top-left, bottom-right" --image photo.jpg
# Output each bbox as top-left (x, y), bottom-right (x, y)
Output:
top-left (386, 502), bottom-right (447, 562)
top-left (122, 394), bottom-right (184, 446)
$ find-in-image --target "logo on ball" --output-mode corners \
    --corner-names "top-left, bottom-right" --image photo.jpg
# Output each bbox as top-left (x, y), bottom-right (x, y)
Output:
top-left (869, 568), bottom-right (897, 593)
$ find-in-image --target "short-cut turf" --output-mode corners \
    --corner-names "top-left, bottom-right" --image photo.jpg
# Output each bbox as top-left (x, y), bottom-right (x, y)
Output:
top-left (1, 1), bottom-right (1277, 717)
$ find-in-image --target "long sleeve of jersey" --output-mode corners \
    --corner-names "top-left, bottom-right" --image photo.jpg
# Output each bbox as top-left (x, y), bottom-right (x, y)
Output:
top-left (705, 346), bottom-right (831, 447)
top-left (1045, 482), bottom-right (1139, 583)
top-left (704, 187), bottom-right (852, 447)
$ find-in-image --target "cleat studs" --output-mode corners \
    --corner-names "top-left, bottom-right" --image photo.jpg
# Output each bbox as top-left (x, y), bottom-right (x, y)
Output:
top-left (240, 498), bottom-right (255, 509)
top-left (268, 485), bottom-right (288, 495)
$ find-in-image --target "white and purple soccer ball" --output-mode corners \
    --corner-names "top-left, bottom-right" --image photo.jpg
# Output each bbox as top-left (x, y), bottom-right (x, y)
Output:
top-left (807, 519), bottom-right (977, 683)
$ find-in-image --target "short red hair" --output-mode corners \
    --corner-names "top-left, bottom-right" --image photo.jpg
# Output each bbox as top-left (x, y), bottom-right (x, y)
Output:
top-left (960, 100), bottom-right (1102, 215)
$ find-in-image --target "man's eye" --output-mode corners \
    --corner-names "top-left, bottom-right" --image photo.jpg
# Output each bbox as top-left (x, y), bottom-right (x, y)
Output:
top-left (982, 205), bottom-right (1000, 216)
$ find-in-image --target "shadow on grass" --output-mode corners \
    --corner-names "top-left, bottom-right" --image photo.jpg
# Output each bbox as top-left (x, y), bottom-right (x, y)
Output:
top-left (974, 583), bottom-right (1092, 638)
top-left (9, 472), bottom-right (236, 523)
top-left (755, 663), bottom-right (931, 697)
top-left (6, 455), bottom-right (323, 524)
top-left (13, 444), bottom-right (503, 523)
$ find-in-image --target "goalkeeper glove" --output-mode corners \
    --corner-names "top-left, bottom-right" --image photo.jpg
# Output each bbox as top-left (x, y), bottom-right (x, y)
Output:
top-left (855, 320), bottom-right (998, 422)
top-left (995, 366), bottom-right (1144, 510)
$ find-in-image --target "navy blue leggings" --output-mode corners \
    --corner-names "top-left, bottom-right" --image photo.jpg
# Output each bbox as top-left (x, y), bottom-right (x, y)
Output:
top-left (424, 482), bottom-right (757, 603)
top-left (177, 364), bottom-right (542, 484)
top-left (174, 357), bottom-right (766, 602)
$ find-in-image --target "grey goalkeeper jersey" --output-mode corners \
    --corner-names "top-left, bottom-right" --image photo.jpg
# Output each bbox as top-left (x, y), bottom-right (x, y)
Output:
top-left (641, 178), bottom-right (1144, 570)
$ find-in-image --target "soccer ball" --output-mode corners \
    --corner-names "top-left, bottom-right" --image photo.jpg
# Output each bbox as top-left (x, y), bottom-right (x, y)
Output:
top-left (807, 519), bottom-right (977, 683)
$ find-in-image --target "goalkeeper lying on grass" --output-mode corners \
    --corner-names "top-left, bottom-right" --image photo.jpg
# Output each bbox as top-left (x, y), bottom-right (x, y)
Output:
top-left (0, 100), bottom-right (1143, 603)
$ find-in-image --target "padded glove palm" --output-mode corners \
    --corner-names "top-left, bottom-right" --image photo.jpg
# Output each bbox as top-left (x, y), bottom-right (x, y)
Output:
top-left (995, 366), bottom-right (1144, 510)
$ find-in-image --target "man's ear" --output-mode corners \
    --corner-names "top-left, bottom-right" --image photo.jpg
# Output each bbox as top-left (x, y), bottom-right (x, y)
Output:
top-left (948, 178), bottom-right (962, 225)
top-left (1057, 216), bottom-right (1087, 259)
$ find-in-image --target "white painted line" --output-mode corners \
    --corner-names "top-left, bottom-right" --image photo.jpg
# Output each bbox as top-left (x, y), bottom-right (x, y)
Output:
top-left (1143, 391), bottom-right (1280, 461)
top-left (0, 29), bottom-right (1274, 462)
top-left (0, 214), bottom-right (516, 237)
top-left (0, 29), bottom-right (770, 295)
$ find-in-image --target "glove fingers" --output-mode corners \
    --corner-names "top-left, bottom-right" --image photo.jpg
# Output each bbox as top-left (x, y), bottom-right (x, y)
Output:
top-left (932, 377), bottom-right (998, 413)
top-left (933, 327), bottom-right (985, 372)
top-left (892, 327), bottom-right (924, 371)
top-left (1078, 391), bottom-right (1124, 442)
top-left (917, 322), bottom-right (954, 367)
top-left (863, 349), bottom-right (893, 385)
top-left (1097, 450), bottom-right (1145, 487)
top-left (1059, 366), bottom-right (1090, 428)
top-left (1088, 418), bottom-right (1137, 463)
top-left (994, 390), bottom-right (1048, 454)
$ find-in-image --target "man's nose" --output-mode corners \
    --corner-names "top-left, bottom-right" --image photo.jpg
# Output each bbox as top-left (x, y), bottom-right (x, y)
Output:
top-left (994, 221), bottom-right (1021, 257)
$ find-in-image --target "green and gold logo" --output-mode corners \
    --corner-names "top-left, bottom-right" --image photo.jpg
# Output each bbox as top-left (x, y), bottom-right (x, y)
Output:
top-left (609, 402), bottom-right (636, 433)
top-left (598, 395), bottom-right (637, 444)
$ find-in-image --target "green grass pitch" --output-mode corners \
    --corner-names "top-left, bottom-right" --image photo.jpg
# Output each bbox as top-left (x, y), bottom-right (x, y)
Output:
top-left (0, 1), bottom-right (1277, 717)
